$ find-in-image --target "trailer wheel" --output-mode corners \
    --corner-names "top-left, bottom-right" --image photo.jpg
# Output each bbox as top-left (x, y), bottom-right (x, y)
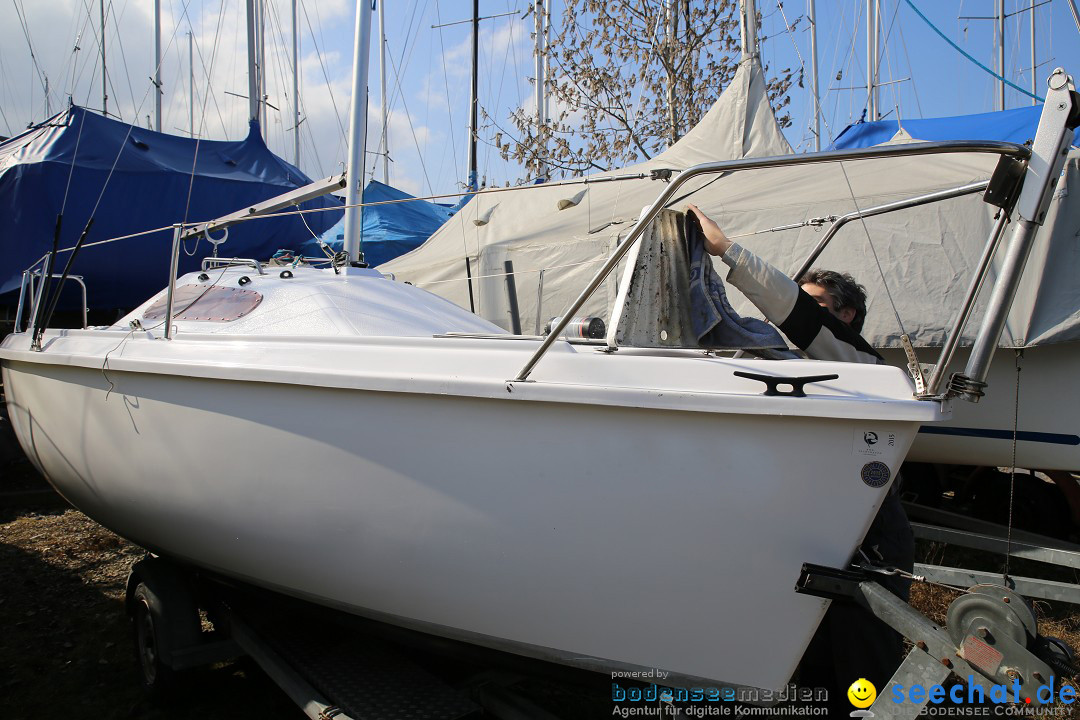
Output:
top-left (126, 558), bottom-right (203, 696)
top-left (132, 582), bottom-right (179, 694)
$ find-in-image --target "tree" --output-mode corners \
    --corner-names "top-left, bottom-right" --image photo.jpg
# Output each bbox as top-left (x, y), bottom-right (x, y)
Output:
top-left (491, 0), bottom-right (796, 181)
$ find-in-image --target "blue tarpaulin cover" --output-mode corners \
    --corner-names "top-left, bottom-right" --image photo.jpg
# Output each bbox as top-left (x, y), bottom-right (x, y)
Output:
top-left (299, 180), bottom-right (453, 267)
top-left (829, 104), bottom-right (1080, 150)
top-left (0, 105), bottom-right (343, 310)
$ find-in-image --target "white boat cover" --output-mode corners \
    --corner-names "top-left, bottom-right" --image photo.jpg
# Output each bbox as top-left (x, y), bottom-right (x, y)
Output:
top-left (381, 58), bottom-right (1080, 350)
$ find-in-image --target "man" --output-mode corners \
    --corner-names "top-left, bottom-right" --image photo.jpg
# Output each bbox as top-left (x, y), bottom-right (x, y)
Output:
top-left (688, 203), bottom-right (915, 710)
top-left (687, 203), bottom-right (881, 365)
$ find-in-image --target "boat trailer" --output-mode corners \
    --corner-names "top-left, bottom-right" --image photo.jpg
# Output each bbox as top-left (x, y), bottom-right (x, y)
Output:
top-left (798, 564), bottom-right (1079, 718)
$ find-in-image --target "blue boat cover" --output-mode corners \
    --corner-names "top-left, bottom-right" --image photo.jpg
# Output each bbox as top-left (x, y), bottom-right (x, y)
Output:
top-left (298, 180), bottom-right (453, 267)
top-left (0, 105), bottom-right (343, 310)
top-left (829, 104), bottom-right (1080, 150)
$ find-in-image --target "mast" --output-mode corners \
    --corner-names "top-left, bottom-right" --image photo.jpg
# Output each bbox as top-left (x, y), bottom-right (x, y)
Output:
top-left (1030, 0), bottom-right (1037, 106)
top-left (293, 0), bottom-right (301, 166)
top-left (466, 0), bottom-right (479, 192)
top-left (258, 0), bottom-right (267, 129)
top-left (808, 0), bottom-right (820, 150)
top-left (342, 0), bottom-right (374, 262)
top-left (997, 0), bottom-right (1005, 110)
top-left (543, 0), bottom-right (550, 138)
top-left (379, 0), bottom-right (389, 183)
top-left (534, 0), bottom-right (546, 179)
top-left (154, 0), bottom-right (162, 131)
top-left (865, 0), bottom-right (876, 121)
top-left (246, 0), bottom-right (259, 125)
top-left (739, 0), bottom-right (758, 59)
top-left (188, 31), bottom-right (194, 137)
top-left (873, 0), bottom-right (880, 120)
top-left (100, 0), bottom-right (107, 117)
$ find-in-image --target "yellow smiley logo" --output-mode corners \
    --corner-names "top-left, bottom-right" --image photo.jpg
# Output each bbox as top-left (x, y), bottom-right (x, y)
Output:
top-left (847, 678), bottom-right (877, 709)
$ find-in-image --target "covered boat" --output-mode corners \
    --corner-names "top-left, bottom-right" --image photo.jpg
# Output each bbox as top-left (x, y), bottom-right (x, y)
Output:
top-left (298, 180), bottom-right (455, 267)
top-left (0, 106), bottom-right (343, 312)
top-left (382, 58), bottom-right (1080, 475)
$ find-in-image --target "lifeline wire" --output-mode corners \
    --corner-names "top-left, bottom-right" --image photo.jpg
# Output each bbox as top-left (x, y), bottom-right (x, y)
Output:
top-left (836, 160), bottom-right (908, 338)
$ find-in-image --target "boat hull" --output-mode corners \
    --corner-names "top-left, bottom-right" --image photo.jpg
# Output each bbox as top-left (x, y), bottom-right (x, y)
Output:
top-left (885, 344), bottom-right (1080, 472)
top-left (2, 348), bottom-right (920, 694)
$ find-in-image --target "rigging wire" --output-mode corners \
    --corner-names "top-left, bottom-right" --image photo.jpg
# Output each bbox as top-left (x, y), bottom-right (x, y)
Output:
top-left (108, 0), bottom-right (141, 120)
top-left (385, 40), bottom-right (436, 196)
top-left (12, 0), bottom-right (51, 106)
top-left (836, 160), bottom-right (908, 339)
top-left (774, 1), bottom-right (833, 153)
top-left (433, 0), bottom-right (462, 188)
top-left (878, 0), bottom-right (906, 128)
top-left (192, 0), bottom-right (231, 140)
top-left (299, 0), bottom-right (348, 147)
top-left (902, 0), bottom-right (1043, 101)
top-left (894, 4), bottom-right (924, 118)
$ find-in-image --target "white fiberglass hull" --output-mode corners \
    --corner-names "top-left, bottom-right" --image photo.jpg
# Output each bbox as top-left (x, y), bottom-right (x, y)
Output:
top-left (1, 267), bottom-right (945, 694)
top-left (2, 331), bottom-right (935, 694)
top-left (884, 344), bottom-right (1080, 472)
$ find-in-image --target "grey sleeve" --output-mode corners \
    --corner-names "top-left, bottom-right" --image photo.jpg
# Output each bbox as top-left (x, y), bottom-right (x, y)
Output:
top-left (721, 243), bottom-right (884, 365)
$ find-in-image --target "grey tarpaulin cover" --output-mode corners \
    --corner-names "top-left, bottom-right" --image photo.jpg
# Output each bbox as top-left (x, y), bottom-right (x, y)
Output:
top-left (381, 56), bottom-right (1080, 351)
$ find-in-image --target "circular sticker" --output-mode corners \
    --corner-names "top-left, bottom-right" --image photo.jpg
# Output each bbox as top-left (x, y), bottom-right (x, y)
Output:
top-left (861, 461), bottom-right (892, 488)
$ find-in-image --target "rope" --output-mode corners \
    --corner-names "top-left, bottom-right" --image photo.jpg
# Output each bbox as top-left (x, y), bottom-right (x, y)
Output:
top-left (1004, 349), bottom-right (1023, 584)
top-left (902, 0), bottom-right (1044, 102)
top-left (836, 160), bottom-right (909, 337)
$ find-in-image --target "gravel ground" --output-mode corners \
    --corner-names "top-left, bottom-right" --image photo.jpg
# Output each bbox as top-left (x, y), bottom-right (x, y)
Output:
top-left (0, 504), bottom-right (302, 720)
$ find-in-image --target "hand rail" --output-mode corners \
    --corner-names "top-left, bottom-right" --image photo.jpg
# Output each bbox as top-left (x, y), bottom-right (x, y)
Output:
top-left (511, 140), bottom-right (1031, 383)
top-left (16, 271), bottom-right (89, 332)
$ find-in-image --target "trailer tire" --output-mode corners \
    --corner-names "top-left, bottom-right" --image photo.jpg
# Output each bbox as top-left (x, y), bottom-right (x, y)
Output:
top-left (126, 559), bottom-right (203, 697)
top-left (132, 581), bottom-right (181, 695)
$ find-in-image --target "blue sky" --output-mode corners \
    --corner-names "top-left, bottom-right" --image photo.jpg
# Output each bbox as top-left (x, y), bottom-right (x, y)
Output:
top-left (2, 1), bottom-right (1079, 199)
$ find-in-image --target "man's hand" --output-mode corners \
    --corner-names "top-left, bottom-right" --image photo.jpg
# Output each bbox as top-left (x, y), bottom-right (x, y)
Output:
top-left (687, 204), bottom-right (731, 257)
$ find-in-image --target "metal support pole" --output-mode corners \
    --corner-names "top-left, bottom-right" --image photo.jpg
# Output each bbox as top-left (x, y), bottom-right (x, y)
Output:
top-left (512, 140), bottom-right (1029, 383)
top-left (543, 0), bottom-right (551, 149)
top-left (188, 32), bottom-right (195, 138)
top-left (343, 0), bottom-right (374, 262)
top-left (258, 0), bottom-right (267, 130)
top-left (926, 211), bottom-right (1010, 396)
top-left (997, 0), bottom-right (1006, 111)
top-left (534, 0), bottom-right (545, 180)
top-left (1030, 0), bottom-right (1037, 106)
top-left (293, 0), bottom-right (301, 167)
top-left (739, 0), bottom-right (758, 59)
top-left (866, 0), bottom-right (876, 121)
top-left (164, 224), bottom-right (182, 340)
top-left (100, 0), bottom-right (107, 117)
top-left (14, 270), bottom-right (30, 331)
top-left (793, 181), bottom-right (990, 282)
top-left (466, 0), bottom-right (479, 192)
top-left (872, 0), bottom-right (880, 120)
top-left (154, 0), bottom-right (162, 131)
top-left (378, 0), bottom-right (388, 184)
top-left (958, 70), bottom-right (1076, 400)
top-left (808, 0), bottom-right (821, 151)
top-left (246, 0), bottom-right (259, 125)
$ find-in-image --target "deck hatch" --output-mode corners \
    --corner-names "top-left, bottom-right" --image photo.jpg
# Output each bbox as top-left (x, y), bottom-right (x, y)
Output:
top-left (143, 284), bottom-right (263, 322)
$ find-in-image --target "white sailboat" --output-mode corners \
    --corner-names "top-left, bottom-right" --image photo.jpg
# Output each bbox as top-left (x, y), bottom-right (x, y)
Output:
top-left (2, 0), bottom-right (1077, 697)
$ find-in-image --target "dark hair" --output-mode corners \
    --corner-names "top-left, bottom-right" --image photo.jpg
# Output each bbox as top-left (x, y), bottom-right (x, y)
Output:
top-left (799, 268), bottom-right (869, 333)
